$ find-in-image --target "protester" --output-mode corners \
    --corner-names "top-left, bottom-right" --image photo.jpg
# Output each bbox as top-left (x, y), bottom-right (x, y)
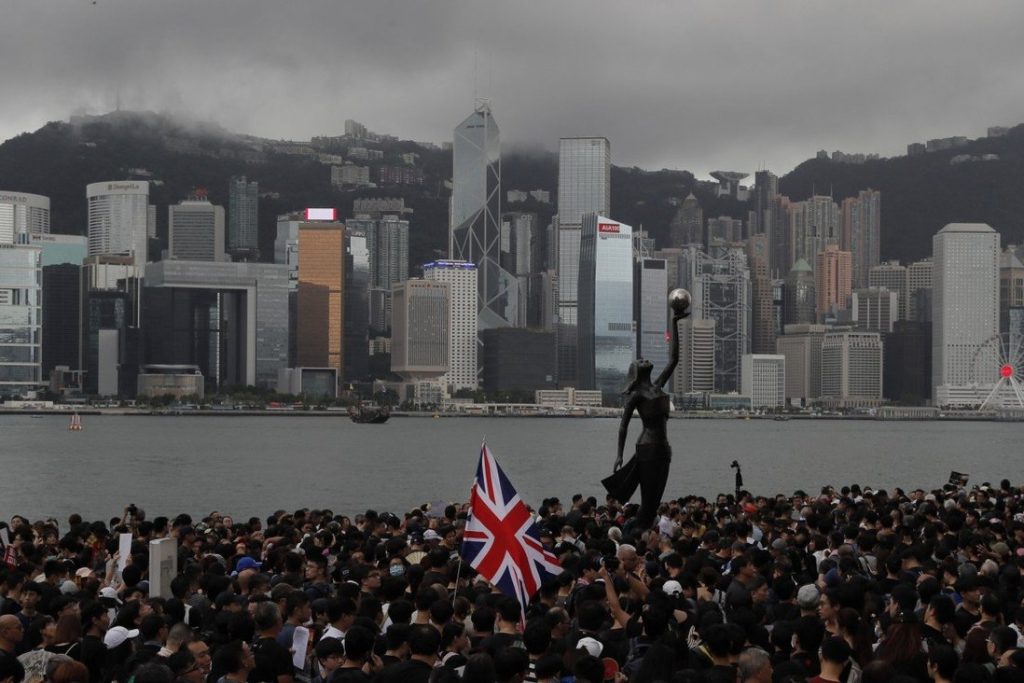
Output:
top-left (10, 479), bottom-right (1024, 683)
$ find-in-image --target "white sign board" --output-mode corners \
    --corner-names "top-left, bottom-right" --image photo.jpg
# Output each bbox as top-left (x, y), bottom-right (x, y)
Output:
top-left (148, 538), bottom-right (177, 599)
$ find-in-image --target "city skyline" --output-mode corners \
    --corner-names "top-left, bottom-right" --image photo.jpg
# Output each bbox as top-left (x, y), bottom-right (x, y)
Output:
top-left (2, 2), bottom-right (1023, 177)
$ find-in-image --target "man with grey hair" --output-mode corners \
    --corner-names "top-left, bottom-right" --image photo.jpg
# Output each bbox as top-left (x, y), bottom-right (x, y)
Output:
top-left (616, 545), bottom-right (639, 575)
top-left (796, 584), bottom-right (821, 617)
top-left (738, 647), bottom-right (772, 683)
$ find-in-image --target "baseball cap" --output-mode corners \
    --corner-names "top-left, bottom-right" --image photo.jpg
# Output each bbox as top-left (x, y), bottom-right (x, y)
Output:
top-left (796, 584), bottom-right (821, 609)
top-left (104, 625), bottom-right (140, 649)
top-left (231, 556), bottom-right (262, 576)
top-left (423, 529), bottom-right (441, 542)
top-left (99, 586), bottom-right (122, 605)
top-left (662, 580), bottom-right (683, 597)
top-left (576, 637), bottom-right (603, 657)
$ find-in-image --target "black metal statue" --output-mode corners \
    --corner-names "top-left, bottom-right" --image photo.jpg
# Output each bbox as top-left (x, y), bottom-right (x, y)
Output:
top-left (603, 289), bottom-right (690, 528)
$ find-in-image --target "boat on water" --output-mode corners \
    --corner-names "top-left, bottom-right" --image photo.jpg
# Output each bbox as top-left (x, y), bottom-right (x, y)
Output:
top-left (68, 413), bottom-right (83, 431)
top-left (349, 404), bottom-right (390, 424)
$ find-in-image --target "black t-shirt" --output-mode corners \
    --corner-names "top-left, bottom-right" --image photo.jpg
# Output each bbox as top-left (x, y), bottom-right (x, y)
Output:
top-left (479, 632), bottom-right (524, 657)
top-left (252, 636), bottom-right (294, 683)
top-left (329, 667), bottom-right (371, 683)
top-left (77, 634), bottom-right (108, 683)
top-left (0, 647), bottom-right (26, 683)
top-left (375, 659), bottom-right (433, 683)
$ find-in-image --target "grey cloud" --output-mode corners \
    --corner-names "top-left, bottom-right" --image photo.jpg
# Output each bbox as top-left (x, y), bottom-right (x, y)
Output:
top-left (2, 0), bottom-right (1023, 178)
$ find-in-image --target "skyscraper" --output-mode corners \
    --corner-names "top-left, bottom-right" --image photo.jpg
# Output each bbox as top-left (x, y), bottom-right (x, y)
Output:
top-left (344, 227), bottom-right (370, 382)
top-left (34, 235), bottom-right (87, 379)
top-left (500, 211), bottom-right (537, 325)
top-left (297, 222), bottom-right (345, 373)
top-left (751, 171), bottom-right (778, 237)
top-left (815, 245), bottom-right (853, 320)
top-left (424, 260), bottom-right (478, 392)
top-left (450, 103), bottom-right (515, 328)
top-left (391, 279), bottom-right (449, 382)
top-left (707, 216), bottom-right (744, 245)
top-left (908, 258), bottom-right (933, 322)
top-left (673, 318), bottom-right (715, 396)
top-left (669, 193), bottom-right (703, 247)
top-left (228, 175), bottom-right (259, 254)
top-left (168, 193), bottom-right (225, 262)
top-left (776, 324), bottom-right (828, 406)
top-left (0, 243), bottom-right (42, 396)
top-left (784, 259), bottom-right (816, 325)
top-left (678, 245), bottom-right (751, 393)
top-left (932, 223), bottom-right (1000, 406)
top-left (820, 329), bottom-right (883, 408)
top-left (0, 191), bottom-right (50, 244)
top-left (556, 137), bottom-right (611, 386)
top-left (850, 287), bottom-right (900, 333)
top-left (790, 196), bottom-right (840, 266)
top-left (87, 181), bottom-right (150, 266)
top-left (577, 215), bottom-right (634, 396)
top-left (636, 258), bottom-right (669, 377)
top-left (741, 354), bottom-right (785, 408)
top-left (747, 233), bottom-right (775, 354)
top-left (1000, 247), bottom-right (1024, 335)
top-left (869, 261), bottom-right (909, 320)
top-left (842, 190), bottom-right (881, 289)
top-left (351, 214), bottom-right (408, 332)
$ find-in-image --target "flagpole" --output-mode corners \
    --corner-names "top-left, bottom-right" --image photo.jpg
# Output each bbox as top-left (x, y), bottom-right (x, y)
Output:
top-left (454, 439), bottom-right (485, 607)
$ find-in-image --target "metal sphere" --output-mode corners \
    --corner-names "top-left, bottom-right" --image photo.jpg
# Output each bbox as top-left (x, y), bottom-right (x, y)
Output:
top-left (669, 288), bottom-right (691, 314)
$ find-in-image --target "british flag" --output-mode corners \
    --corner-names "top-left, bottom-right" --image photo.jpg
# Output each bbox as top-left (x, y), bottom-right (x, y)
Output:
top-left (461, 443), bottom-right (563, 613)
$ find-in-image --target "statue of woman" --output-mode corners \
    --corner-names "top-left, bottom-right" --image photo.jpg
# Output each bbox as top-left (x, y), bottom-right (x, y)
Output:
top-left (603, 293), bottom-right (689, 529)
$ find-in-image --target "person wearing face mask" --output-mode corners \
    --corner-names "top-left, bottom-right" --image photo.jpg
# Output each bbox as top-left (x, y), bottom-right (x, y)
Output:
top-left (388, 558), bottom-right (408, 579)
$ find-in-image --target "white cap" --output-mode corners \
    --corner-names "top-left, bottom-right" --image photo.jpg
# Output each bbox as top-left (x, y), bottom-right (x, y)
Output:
top-left (662, 580), bottom-right (683, 597)
top-left (104, 626), bottom-right (140, 649)
top-left (576, 637), bottom-right (603, 658)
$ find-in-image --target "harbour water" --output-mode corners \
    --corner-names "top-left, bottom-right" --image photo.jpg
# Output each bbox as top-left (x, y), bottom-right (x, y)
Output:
top-left (1, 415), bottom-right (1019, 522)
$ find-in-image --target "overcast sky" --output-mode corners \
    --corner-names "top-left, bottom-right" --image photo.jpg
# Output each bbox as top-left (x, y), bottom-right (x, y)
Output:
top-left (3, 1), bottom-right (1024, 178)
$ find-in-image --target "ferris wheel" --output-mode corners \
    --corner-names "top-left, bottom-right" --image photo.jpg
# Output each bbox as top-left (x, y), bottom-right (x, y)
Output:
top-left (971, 333), bottom-right (1024, 411)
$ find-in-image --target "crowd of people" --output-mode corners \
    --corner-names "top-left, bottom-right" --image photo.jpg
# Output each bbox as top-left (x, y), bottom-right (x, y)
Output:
top-left (3, 480), bottom-right (1024, 683)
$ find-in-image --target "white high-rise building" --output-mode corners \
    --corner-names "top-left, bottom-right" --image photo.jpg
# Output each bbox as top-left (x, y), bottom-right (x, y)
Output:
top-left (741, 354), bottom-right (785, 408)
top-left (169, 195), bottom-right (225, 262)
top-left (0, 191), bottom-right (50, 244)
top-left (821, 329), bottom-right (883, 407)
top-left (424, 260), bottom-right (479, 392)
top-left (556, 137), bottom-right (610, 386)
top-left (87, 181), bottom-right (149, 266)
top-left (673, 318), bottom-right (715, 396)
top-left (558, 138), bottom-right (611, 227)
top-left (932, 223), bottom-right (1000, 406)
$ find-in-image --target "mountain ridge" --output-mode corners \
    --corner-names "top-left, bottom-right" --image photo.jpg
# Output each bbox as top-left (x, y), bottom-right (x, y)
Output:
top-left (1, 111), bottom-right (1022, 268)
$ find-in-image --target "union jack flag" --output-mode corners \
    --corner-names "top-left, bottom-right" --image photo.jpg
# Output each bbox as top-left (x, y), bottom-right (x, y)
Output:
top-left (461, 443), bottom-right (563, 613)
